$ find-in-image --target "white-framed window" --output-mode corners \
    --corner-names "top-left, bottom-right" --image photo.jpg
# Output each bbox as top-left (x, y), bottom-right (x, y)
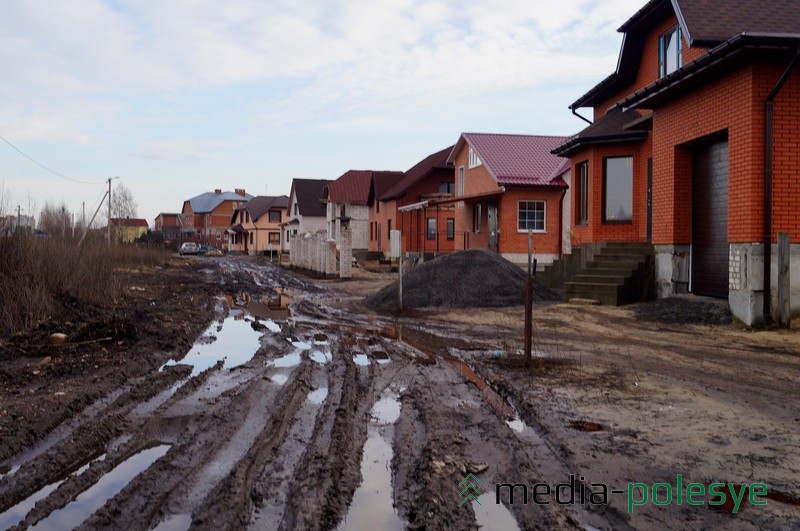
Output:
top-left (659, 26), bottom-right (681, 78)
top-left (473, 204), bottom-right (481, 233)
top-left (468, 147), bottom-right (482, 169)
top-left (426, 218), bottom-right (436, 240)
top-left (518, 201), bottom-right (546, 232)
top-left (457, 166), bottom-right (465, 196)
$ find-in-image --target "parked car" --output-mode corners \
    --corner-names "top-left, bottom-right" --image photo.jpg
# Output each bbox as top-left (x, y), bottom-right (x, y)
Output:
top-left (206, 247), bottom-right (223, 257)
top-left (179, 242), bottom-right (200, 255)
top-left (197, 245), bottom-right (209, 255)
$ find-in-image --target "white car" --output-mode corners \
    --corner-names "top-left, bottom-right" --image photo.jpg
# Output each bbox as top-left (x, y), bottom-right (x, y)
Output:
top-left (179, 242), bottom-right (200, 255)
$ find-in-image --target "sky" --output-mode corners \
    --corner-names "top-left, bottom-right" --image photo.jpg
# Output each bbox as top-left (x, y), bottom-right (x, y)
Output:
top-left (0, 0), bottom-right (645, 226)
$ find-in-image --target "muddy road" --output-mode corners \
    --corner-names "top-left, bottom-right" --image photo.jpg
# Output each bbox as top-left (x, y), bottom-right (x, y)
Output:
top-left (1, 257), bottom-right (799, 530)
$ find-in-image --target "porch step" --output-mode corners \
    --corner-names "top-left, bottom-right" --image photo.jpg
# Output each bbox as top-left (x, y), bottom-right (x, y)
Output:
top-left (564, 243), bottom-right (654, 306)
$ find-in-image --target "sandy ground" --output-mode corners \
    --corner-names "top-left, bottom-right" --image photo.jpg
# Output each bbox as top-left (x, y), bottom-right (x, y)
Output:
top-left (0, 257), bottom-right (798, 530)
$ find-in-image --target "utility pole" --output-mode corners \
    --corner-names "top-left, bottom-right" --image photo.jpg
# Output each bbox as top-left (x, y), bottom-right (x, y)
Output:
top-left (82, 201), bottom-right (85, 229)
top-left (17, 205), bottom-right (21, 231)
top-left (107, 178), bottom-right (113, 246)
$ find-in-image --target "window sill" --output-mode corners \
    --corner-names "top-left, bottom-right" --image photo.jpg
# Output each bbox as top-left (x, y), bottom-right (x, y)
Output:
top-left (602, 220), bottom-right (632, 225)
top-left (517, 230), bottom-right (546, 234)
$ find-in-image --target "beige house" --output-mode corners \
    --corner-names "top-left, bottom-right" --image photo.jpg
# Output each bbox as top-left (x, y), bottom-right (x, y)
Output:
top-left (228, 195), bottom-right (289, 254)
top-left (111, 218), bottom-right (149, 243)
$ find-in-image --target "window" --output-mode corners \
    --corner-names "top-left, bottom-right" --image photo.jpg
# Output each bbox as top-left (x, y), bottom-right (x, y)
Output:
top-left (446, 218), bottom-right (455, 240)
top-left (387, 219), bottom-right (392, 239)
top-left (457, 167), bottom-right (465, 196)
top-left (293, 203), bottom-right (298, 216)
top-left (518, 201), bottom-right (546, 232)
top-left (269, 210), bottom-right (281, 223)
top-left (439, 182), bottom-right (455, 194)
top-left (577, 161), bottom-right (589, 225)
top-left (604, 157), bottom-right (633, 222)
top-left (268, 232), bottom-right (280, 245)
top-left (473, 204), bottom-right (481, 232)
top-left (370, 222), bottom-right (374, 241)
top-left (250, 232), bottom-right (254, 245)
top-left (468, 147), bottom-right (482, 168)
top-left (426, 218), bottom-right (436, 240)
top-left (376, 200), bottom-right (380, 213)
top-left (659, 26), bottom-right (681, 78)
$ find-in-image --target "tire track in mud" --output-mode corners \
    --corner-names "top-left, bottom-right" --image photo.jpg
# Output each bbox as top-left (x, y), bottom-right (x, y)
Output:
top-left (278, 340), bottom-right (376, 531)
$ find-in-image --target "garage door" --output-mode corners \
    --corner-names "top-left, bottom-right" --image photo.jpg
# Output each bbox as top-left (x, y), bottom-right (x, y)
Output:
top-left (692, 140), bottom-right (729, 298)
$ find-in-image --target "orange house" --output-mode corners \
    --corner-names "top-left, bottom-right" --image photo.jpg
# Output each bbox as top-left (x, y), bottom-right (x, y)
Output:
top-left (228, 195), bottom-right (288, 254)
top-left (553, 0), bottom-right (800, 324)
top-left (181, 188), bottom-right (252, 245)
top-left (370, 145), bottom-right (455, 256)
top-left (446, 133), bottom-right (570, 267)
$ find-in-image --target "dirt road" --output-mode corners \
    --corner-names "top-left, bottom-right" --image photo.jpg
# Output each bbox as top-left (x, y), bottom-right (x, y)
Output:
top-left (0, 257), bottom-right (798, 530)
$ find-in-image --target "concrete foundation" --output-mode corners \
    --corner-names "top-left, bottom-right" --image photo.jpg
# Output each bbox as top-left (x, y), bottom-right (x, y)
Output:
top-left (654, 245), bottom-right (690, 298)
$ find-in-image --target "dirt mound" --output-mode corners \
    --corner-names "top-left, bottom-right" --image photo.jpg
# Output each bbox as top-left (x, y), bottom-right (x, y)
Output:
top-left (365, 250), bottom-right (561, 310)
top-left (632, 297), bottom-right (733, 325)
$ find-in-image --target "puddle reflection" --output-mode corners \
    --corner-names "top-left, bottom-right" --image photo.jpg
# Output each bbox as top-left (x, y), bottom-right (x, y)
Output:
top-left (307, 388), bottom-right (329, 405)
top-left (473, 493), bottom-right (520, 531)
top-left (30, 445), bottom-right (171, 531)
top-left (160, 314), bottom-right (262, 377)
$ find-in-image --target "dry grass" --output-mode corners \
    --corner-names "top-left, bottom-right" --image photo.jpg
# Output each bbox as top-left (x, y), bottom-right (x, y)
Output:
top-left (0, 235), bottom-right (170, 336)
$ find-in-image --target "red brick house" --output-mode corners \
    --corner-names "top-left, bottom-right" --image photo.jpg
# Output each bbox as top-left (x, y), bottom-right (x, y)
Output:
top-left (553, 0), bottom-right (800, 324)
top-left (371, 145), bottom-right (455, 255)
top-left (181, 188), bottom-right (252, 245)
top-left (445, 133), bottom-right (570, 267)
top-left (154, 213), bottom-right (183, 242)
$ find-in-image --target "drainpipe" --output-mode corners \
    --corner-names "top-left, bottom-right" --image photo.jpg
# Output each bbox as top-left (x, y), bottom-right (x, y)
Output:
top-left (571, 107), bottom-right (592, 125)
top-left (558, 188), bottom-right (568, 258)
top-left (763, 49), bottom-right (800, 323)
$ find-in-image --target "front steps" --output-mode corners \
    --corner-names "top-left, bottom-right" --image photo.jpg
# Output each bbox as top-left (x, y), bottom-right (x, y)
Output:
top-left (564, 243), bottom-right (654, 305)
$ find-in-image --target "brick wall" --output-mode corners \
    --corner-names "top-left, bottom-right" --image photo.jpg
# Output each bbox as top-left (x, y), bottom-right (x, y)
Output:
top-left (569, 135), bottom-right (651, 246)
top-left (497, 187), bottom-right (565, 256)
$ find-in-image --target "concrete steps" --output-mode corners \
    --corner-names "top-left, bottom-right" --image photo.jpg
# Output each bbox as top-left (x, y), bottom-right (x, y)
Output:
top-left (565, 243), bottom-right (654, 306)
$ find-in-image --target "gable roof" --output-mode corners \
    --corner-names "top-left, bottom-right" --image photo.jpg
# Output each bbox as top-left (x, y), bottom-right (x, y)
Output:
top-left (571, 0), bottom-right (800, 109)
top-left (326, 170), bottom-right (403, 204)
top-left (186, 190), bottom-right (253, 214)
top-left (112, 218), bottom-right (148, 228)
top-left (236, 195), bottom-right (289, 223)
top-left (290, 179), bottom-right (331, 218)
top-left (381, 145), bottom-right (454, 201)
top-left (447, 134), bottom-right (569, 188)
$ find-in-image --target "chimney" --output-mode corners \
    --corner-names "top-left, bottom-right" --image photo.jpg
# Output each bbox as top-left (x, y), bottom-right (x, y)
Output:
top-left (235, 188), bottom-right (245, 196)
top-left (214, 189), bottom-right (222, 194)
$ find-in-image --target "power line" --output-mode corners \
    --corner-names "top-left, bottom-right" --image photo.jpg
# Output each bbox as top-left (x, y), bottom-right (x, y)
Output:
top-left (0, 133), bottom-right (106, 185)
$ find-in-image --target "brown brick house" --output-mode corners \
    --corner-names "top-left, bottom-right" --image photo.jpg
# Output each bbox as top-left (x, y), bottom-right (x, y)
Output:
top-left (446, 133), bottom-right (570, 267)
top-left (373, 145), bottom-right (456, 256)
top-left (181, 188), bottom-right (252, 245)
top-left (154, 213), bottom-right (183, 242)
top-left (553, 0), bottom-right (800, 324)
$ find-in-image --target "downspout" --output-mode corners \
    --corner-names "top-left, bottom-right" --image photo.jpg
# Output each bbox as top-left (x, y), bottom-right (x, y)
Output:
top-left (572, 107), bottom-right (593, 125)
top-left (763, 48), bottom-right (800, 323)
top-left (558, 188), bottom-right (568, 258)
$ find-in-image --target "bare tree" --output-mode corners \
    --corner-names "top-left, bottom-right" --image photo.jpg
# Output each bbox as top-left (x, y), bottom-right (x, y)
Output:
top-left (111, 183), bottom-right (138, 221)
top-left (39, 201), bottom-right (72, 237)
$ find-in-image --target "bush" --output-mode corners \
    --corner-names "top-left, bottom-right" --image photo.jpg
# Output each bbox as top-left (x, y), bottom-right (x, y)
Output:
top-left (0, 234), bottom-right (170, 336)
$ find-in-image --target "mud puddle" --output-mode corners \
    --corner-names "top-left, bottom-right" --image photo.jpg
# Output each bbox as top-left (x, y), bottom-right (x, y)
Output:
top-left (30, 445), bottom-right (170, 530)
top-left (338, 391), bottom-right (404, 530)
top-left (0, 454), bottom-right (107, 529)
top-left (161, 313), bottom-right (263, 377)
top-left (307, 388), bottom-right (329, 405)
top-left (472, 493), bottom-right (521, 530)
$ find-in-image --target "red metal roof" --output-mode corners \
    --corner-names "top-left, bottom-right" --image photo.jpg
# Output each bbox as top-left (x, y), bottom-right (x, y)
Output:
top-left (449, 134), bottom-right (569, 188)
top-left (326, 170), bottom-right (403, 204)
top-left (381, 145), bottom-right (454, 201)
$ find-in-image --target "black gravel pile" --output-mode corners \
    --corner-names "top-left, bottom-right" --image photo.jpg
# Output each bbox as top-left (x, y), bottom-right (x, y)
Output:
top-left (632, 297), bottom-right (733, 325)
top-left (365, 249), bottom-right (562, 310)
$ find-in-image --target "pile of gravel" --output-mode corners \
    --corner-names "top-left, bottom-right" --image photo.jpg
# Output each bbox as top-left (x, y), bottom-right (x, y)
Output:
top-left (632, 296), bottom-right (733, 325)
top-left (365, 249), bottom-right (561, 310)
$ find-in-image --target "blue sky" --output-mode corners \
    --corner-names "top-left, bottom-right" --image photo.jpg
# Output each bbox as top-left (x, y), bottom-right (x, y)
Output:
top-left (0, 0), bottom-right (644, 225)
